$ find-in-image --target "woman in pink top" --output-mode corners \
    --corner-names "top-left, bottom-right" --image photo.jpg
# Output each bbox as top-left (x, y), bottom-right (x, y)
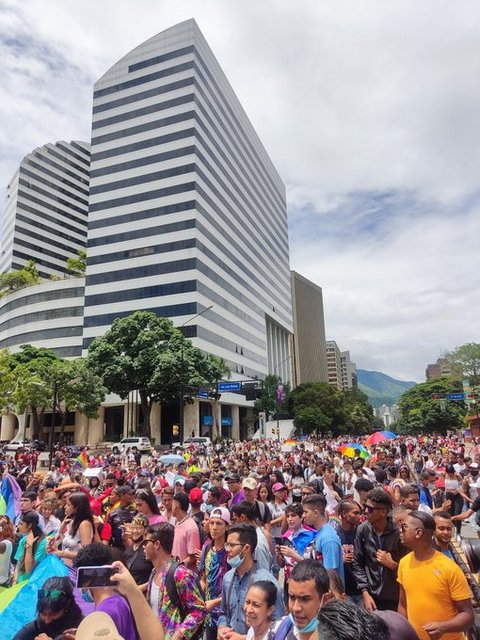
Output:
top-left (135, 488), bottom-right (166, 525)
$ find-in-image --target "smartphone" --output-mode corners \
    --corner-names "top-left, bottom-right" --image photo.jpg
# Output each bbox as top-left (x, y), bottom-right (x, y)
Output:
top-left (76, 565), bottom-right (117, 588)
top-left (274, 537), bottom-right (294, 548)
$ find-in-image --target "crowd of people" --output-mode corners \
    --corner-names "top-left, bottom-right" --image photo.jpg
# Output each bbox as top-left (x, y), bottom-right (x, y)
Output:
top-left (1, 432), bottom-right (479, 640)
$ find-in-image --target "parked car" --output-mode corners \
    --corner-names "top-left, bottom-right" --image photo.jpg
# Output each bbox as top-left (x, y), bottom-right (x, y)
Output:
top-left (4, 439), bottom-right (31, 452)
top-left (110, 437), bottom-right (151, 455)
top-left (181, 436), bottom-right (212, 449)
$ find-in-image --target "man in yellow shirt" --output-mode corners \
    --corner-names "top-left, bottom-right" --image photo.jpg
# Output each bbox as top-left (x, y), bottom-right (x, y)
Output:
top-left (397, 510), bottom-right (473, 640)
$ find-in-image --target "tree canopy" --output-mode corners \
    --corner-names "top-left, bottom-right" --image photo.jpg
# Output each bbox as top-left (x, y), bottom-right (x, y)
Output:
top-left (66, 250), bottom-right (87, 277)
top-left (86, 310), bottom-right (230, 438)
top-left (0, 260), bottom-right (41, 298)
top-left (397, 378), bottom-right (466, 434)
top-left (445, 342), bottom-right (480, 387)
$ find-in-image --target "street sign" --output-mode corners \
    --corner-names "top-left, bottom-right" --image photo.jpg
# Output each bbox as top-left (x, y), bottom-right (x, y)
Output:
top-left (197, 390), bottom-right (209, 398)
top-left (218, 381), bottom-right (241, 392)
top-left (447, 393), bottom-right (465, 401)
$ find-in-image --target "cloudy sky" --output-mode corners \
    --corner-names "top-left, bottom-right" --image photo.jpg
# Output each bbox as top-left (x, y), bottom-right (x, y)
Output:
top-left (1, 0), bottom-right (480, 382)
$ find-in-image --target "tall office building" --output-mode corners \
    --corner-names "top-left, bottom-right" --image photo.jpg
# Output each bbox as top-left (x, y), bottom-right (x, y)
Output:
top-left (83, 19), bottom-right (292, 382)
top-left (326, 340), bottom-right (342, 390)
top-left (290, 271), bottom-right (328, 385)
top-left (0, 141), bottom-right (90, 279)
top-left (340, 350), bottom-right (357, 390)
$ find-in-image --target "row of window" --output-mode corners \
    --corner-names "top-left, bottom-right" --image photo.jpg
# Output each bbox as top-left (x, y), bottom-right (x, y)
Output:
top-left (47, 146), bottom-right (90, 177)
top-left (31, 150), bottom-right (89, 185)
top-left (90, 144), bottom-right (195, 180)
top-left (88, 199), bottom-right (195, 232)
top-left (92, 92), bottom-right (194, 131)
top-left (90, 127), bottom-right (194, 163)
top-left (13, 234), bottom-right (85, 263)
top-left (93, 77), bottom-right (195, 115)
top-left (56, 142), bottom-right (90, 168)
top-left (24, 159), bottom-right (90, 198)
top-left (12, 249), bottom-right (70, 274)
top-left (18, 178), bottom-right (88, 217)
top-left (87, 237), bottom-right (195, 266)
top-left (0, 326), bottom-right (82, 350)
top-left (18, 200), bottom-right (88, 237)
top-left (84, 279), bottom-right (197, 306)
top-left (197, 324), bottom-right (267, 367)
top-left (0, 306), bottom-right (84, 334)
top-left (128, 44), bottom-right (195, 73)
top-left (87, 214), bottom-right (195, 245)
top-left (94, 60), bottom-right (195, 99)
top-left (16, 212), bottom-right (87, 246)
top-left (91, 109), bottom-right (195, 147)
top-left (90, 162), bottom-right (195, 196)
top-left (0, 286), bottom-right (85, 316)
top-left (88, 181), bottom-right (195, 213)
top-left (20, 168), bottom-right (89, 208)
top-left (82, 301), bottom-right (197, 331)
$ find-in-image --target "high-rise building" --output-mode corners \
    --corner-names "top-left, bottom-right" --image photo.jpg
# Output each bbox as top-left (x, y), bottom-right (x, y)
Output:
top-left (0, 141), bottom-right (90, 278)
top-left (340, 350), bottom-right (357, 390)
top-left (290, 271), bottom-right (328, 385)
top-left (425, 357), bottom-right (456, 381)
top-left (82, 19), bottom-right (292, 439)
top-left (326, 340), bottom-right (342, 391)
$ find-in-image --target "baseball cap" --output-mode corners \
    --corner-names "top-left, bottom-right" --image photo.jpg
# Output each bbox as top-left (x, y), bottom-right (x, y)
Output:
top-left (76, 612), bottom-right (124, 640)
top-left (226, 474), bottom-right (240, 483)
top-left (189, 488), bottom-right (204, 504)
top-left (175, 476), bottom-right (185, 486)
top-left (210, 507), bottom-right (231, 524)
top-left (272, 482), bottom-right (286, 493)
top-left (470, 463), bottom-right (479, 469)
top-left (242, 477), bottom-right (257, 490)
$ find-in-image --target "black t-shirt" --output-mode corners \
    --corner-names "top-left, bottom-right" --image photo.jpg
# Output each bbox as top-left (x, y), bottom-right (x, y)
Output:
top-left (337, 527), bottom-right (359, 596)
top-left (107, 505), bottom-right (135, 549)
top-left (124, 544), bottom-right (153, 585)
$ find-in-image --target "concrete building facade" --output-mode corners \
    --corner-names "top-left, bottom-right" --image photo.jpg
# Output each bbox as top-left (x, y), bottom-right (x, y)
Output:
top-left (326, 340), bottom-right (343, 391)
top-left (0, 141), bottom-right (90, 279)
top-left (290, 271), bottom-right (328, 386)
top-left (340, 350), bottom-right (357, 390)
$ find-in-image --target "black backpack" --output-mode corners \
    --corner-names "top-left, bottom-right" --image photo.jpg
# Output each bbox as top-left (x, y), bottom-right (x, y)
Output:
top-left (165, 561), bottom-right (205, 640)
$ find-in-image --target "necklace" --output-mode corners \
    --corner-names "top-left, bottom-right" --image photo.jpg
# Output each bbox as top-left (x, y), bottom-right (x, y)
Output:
top-left (176, 515), bottom-right (189, 526)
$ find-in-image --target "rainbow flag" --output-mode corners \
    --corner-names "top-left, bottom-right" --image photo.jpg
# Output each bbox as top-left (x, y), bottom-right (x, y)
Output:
top-left (76, 450), bottom-right (89, 468)
top-left (284, 439), bottom-right (297, 446)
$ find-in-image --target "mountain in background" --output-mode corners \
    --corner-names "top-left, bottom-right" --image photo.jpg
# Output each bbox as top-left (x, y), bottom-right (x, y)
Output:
top-left (357, 369), bottom-right (416, 408)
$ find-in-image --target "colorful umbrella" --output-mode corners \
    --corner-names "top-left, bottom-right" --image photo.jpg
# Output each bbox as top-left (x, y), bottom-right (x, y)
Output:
top-left (338, 443), bottom-right (369, 459)
top-left (365, 431), bottom-right (397, 446)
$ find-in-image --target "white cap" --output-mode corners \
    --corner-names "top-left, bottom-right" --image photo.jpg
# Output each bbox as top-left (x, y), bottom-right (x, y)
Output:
top-left (76, 612), bottom-right (124, 640)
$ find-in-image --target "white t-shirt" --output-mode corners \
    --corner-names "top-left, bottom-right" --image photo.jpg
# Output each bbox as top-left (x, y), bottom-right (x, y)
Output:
top-left (0, 540), bottom-right (12, 584)
top-left (149, 578), bottom-right (160, 613)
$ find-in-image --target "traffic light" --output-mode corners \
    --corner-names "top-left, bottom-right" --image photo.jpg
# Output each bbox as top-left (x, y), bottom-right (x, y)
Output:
top-left (172, 424), bottom-right (179, 436)
top-left (431, 394), bottom-right (445, 400)
top-left (468, 393), bottom-right (478, 399)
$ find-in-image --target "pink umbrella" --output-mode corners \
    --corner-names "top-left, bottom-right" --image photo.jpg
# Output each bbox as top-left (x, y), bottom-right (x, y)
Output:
top-left (365, 431), bottom-right (397, 446)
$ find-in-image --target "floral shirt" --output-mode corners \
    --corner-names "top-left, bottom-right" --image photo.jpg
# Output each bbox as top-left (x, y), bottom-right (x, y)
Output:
top-left (147, 559), bottom-right (206, 640)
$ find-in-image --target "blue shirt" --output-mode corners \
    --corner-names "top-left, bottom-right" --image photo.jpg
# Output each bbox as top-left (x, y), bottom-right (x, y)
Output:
top-left (315, 523), bottom-right (345, 583)
top-left (218, 564), bottom-right (285, 633)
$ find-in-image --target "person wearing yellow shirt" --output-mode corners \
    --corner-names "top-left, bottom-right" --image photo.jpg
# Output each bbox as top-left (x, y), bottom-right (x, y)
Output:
top-left (397, 510), bottom-right (473, 640)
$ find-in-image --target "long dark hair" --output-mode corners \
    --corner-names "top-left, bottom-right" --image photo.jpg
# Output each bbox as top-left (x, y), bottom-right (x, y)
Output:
top-left (135, 488), bottom-right (161, 515)
top-left (19, 511), bottom-right (44, 574)
top-left (68, 492), bottom-right (94, 537)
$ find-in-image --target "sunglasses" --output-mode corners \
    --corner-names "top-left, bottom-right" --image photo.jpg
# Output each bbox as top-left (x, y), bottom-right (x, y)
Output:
top-left (38, 589), bottom-right (65, 600)
top-left (363, 505), bottom-right (384, 513)
top-left (141, 538), bottom-right (156, 547)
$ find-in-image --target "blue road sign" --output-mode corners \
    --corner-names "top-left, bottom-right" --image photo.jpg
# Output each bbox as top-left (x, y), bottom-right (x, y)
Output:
top-left (218, 381), bottom-right (241, 392)
top-left (447, 393), bottom-right (465, 401)
top-left (197, 390), bottom-right (209, 398)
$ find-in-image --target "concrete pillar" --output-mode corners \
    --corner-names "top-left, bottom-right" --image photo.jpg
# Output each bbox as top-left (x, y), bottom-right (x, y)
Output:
top-left (212, 402), bottom-right (222, 440)
top-left (123, 403), bottom-right (130, 438)
top-left (16, 412), bottom-right (27, 441)
top-left (150, 403), bottom-right (161, 446)
top-left (231, 405), bottom-right (240, 440)
top-left (75, 412), bottom-right (88, 445)
top-left (184, 402), bottom-right (198, 438)
top-left (88, 406), bottom-right (105, 446)
top-left (0, 414), bottom-right (16, 441)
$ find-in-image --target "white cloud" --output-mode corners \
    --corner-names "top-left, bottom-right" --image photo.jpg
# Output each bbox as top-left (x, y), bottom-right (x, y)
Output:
top-left (1, 0), bottom-right (480, 381)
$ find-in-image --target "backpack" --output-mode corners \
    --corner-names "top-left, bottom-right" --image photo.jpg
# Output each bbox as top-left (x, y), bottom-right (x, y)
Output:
top-left (192, 513), bottom-right (207, 547)
top-left (165, 561), bottom-right (205, 640)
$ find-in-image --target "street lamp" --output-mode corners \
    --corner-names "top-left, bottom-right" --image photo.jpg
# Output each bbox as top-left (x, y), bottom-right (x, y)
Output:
top-left (178, 305), bottom-right (213, 442)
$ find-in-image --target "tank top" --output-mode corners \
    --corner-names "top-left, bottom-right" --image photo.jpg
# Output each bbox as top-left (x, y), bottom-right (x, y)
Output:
top-left (444, 477), bottom-right (460, 492)
top-left (0, 540), bottom-right (12, 585)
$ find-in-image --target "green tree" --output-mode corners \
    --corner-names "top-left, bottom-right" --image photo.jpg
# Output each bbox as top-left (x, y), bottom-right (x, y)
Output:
top-left (66, 250), bottom-right (87, 277)
top-left (342, 387), bottom-right (375, 434)
top-left (290, 382), bottom-right (345, 436)
top-left (445, 343), bottom-right (480, 386)
top-left (294, 406), bottom-right (331, 434)
top-left (254, 374), bottom-right (291, 419)
top-left (0, 261), bottom-right (41, 298)
top-left (397, 378), bottom-right (466, 434)
top-left (50, 358), bottom-right (106, 445)
top-left (87, 311), bottom-right (230, 438)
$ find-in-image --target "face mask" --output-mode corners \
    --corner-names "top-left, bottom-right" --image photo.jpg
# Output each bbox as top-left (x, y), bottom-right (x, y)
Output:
top-left (227, 548), bottom-right (245, 569)
top-left (82, 589), bottom-right (94, 603)
top-left (289, 594), bottom-right (325, 633)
